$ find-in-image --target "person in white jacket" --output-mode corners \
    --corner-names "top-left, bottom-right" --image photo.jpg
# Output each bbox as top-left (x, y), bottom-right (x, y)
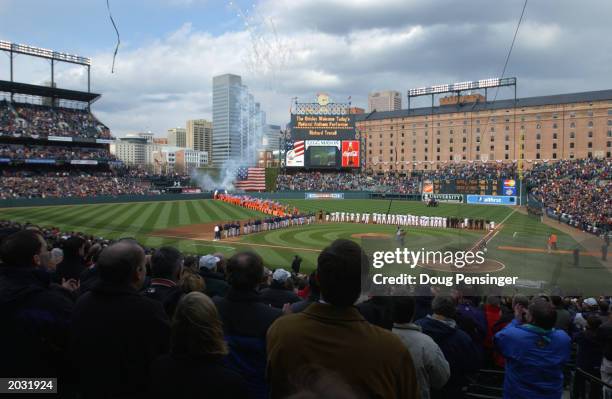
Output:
top-left (392, 296), bottom-right (451, 399)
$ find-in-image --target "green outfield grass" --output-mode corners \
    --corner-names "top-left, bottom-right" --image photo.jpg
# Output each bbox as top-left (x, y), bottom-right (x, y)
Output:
top-left (1, 198), bottom-right (609, 294)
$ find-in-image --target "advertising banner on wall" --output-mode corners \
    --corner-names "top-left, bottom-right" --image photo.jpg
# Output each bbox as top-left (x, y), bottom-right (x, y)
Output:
top-left (286, 140), bottom-right (305, 167)
top-left (305, 193), bottom-right (344, 199)
top-left (422, 193), bottom-right (463, 203)
top-left (503, 179), bottom-right (517, 196)
top-left (467, 195), bottom-right (517, 205)
top-left (422, 180), bottom-right (434, 194)
top-left (341, 140), bottom-right (360, 168)
top-left (70, 160), bottom-right (98, 165)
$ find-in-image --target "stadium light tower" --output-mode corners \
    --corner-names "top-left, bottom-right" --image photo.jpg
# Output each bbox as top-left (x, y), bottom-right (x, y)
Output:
top-left (406, 77), bottom-right (517, 110)
top-left (0, 40), bottom-right (92, 93)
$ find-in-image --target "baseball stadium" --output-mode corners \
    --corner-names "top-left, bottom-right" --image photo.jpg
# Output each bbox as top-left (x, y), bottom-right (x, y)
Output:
top-left (1, 7), bottom-right (612, 397)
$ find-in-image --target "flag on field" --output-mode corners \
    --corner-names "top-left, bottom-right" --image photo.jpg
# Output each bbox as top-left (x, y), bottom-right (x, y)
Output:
top-left (234, 167), bottom-right (266, 191)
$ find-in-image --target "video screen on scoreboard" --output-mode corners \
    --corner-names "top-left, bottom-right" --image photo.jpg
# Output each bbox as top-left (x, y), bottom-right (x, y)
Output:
top-left (309, 146), bottom-right (337, 167)
top-left (287, 113), bottom-right (357, 169)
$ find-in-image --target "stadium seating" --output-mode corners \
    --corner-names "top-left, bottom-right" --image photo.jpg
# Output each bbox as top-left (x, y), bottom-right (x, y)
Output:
top-left (0, 144), bottom-right (115, 161)
top-left (0, 100), bottom-right (111, 140)
top-left (527, 159), bottom-right (612, 234)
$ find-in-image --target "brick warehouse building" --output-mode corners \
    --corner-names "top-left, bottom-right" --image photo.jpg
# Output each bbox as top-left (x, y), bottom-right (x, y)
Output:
top-left (355, 89), bottom-right (612, 172)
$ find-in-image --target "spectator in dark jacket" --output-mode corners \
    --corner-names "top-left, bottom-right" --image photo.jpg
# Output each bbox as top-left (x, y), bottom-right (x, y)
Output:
top-left (55, 236), bottom-right (86, 281)
top-left (573, 316), bottom-right (604, 399)
top-left (552, 296), bottom-right (572, 332)
top-left (357, 296), bottom-right (394, 330)
top-left (150, 292), bottom-right (247, 399)
top-left (70, 240), bottom-right (170, 399)
top-left (415, 295), bottom-right (482, 398)
top-left (260, 268), bottom-right (300, 309)
top-left (291, 255), bottom-right (302, 274)
top-left (0, 230), bottom-right (74, 382)
top-left (291, 271), bottom-right (320, 313)
top-left (143, 246), bottom-right (184, 318)
top-left (199, 254), bottom-right (229, 298)
top-left (213, 251), bottom-right (283, 399)
top-left (596, 300), bottom-right (611, 325)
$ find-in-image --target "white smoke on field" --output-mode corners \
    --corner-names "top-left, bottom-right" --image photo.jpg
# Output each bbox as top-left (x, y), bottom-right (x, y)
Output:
top-left (192, 97), bottom-right (268, 192)
top-left (191, 170), bottom-right (222, 191)
top-left (192, 1), bottom-right (288, 192)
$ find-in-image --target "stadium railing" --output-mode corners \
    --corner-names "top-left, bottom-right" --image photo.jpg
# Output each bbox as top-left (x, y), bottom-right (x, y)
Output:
top-left (570, 368), bottom-right (612, 399)
top-left (465, 369), bottom-right (504, 399)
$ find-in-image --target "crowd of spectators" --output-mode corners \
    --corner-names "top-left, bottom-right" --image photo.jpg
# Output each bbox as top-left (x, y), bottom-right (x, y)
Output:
top-left (0, 170), bottom-right (152, 199)
top-left (0, 144), bottom-right (114, 161)
top-left (276, 163), bottom-right (517, 193)
top-left (0, 100), bottom-right (112, 140)
top-left (0, 220), bottom-right (611, 398)
top-left (276, 171), bottom-right (421, 193)
top-left (527, 159), bottom-right (612, 234)
top-left (420, 162), bottom-right (517, 180)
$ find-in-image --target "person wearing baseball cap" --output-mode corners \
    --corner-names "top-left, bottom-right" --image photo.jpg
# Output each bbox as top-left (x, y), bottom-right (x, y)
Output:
top-left (260, 268), bottom-right (300, 309)
top-left (198, 254), bottom-right (228, 299)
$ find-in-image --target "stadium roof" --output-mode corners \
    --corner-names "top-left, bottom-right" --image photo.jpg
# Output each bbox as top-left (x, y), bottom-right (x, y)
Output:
top-left (356, 89), bottom-right (612, 121)
top-left (0, 80), bottom-right (101, 103)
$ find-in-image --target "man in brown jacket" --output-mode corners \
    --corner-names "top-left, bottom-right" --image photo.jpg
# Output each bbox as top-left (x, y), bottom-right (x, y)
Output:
top-left (266, 239), bottom-right (418, 399)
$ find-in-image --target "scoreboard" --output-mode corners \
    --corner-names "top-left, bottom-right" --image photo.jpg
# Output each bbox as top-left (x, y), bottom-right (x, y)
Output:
top-left (286, 114), bottom-right (359, 169)
top-left (431, 178), bottom-right (517, 196)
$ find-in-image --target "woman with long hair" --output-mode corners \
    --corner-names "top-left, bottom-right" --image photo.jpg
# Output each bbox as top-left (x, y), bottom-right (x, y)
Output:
top-left (150, 292), bottom-right (247, 398)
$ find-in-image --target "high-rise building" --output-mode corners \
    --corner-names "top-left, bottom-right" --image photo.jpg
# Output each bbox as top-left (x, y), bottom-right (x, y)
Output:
top-left (149, 146), bottom-right (208, 174)
top-left (167, 128), bottom-right (187, 148)
top-left (138, 131), bottom-right (154, 143)
top-left (212, 74), bottom-right (266, 166)
top-left (113, 134), bottom-right (148, 165)
top-left (262, 124), bottom-right (281, 151)
top-left (186, 119), bottom-right (212, 163)
top-left (175, 149), bottom-right (208, 174)
top-left (368, 90), bottom-right (402, 112)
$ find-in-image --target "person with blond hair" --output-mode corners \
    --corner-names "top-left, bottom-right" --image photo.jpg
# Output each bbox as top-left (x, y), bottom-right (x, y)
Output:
top-left (150, 292), bottom-right (247, 398)
top-left (179, 268), bottom-right (206, 294)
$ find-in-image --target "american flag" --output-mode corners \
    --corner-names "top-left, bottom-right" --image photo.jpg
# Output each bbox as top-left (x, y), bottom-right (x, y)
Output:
top-left (287, 139), bottom-right (305, 156)
top-left (234, 167), bottom-right (266, 191)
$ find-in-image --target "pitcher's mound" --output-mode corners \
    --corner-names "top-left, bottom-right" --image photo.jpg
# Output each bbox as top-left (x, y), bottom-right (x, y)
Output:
top-left (351, 233), bottom-right (392, 239)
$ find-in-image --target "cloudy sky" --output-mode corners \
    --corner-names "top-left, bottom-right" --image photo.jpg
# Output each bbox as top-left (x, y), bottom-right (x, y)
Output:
top-left (1, 0), bottom-right (611, 137)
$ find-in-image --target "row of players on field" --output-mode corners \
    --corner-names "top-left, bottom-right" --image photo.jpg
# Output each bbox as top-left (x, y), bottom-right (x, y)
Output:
top-left (213, 214), bottom-right (317, 240)
top-left (326, 211), bottom-right (495, 230)
top-left (213, 211), bottom-right (495, 239)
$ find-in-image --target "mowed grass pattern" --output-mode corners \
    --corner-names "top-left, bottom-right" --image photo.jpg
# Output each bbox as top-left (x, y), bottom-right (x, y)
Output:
top-left (1, 198), bottom-right (609, 293)
top-left (0, 200), bottom-right (264, 256)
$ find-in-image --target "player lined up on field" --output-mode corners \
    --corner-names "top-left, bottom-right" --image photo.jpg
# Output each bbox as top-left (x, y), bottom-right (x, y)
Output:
top-left (213, 213), bottom-right (317, 240)
top-left (325, 211), bottom-right (495, 230)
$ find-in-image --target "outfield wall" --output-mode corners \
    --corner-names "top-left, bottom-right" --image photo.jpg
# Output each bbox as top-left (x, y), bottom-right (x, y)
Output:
top-left (0, 191), bottom-right (410, 207)
top-left (0, 189), bottom-right (525, 208)
top-left (247, 191), bottom-right (372, 200)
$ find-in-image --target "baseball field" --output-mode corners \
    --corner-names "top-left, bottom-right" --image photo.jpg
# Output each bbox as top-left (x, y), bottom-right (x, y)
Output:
top-left (0, 198), bottom-right (609, 294)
